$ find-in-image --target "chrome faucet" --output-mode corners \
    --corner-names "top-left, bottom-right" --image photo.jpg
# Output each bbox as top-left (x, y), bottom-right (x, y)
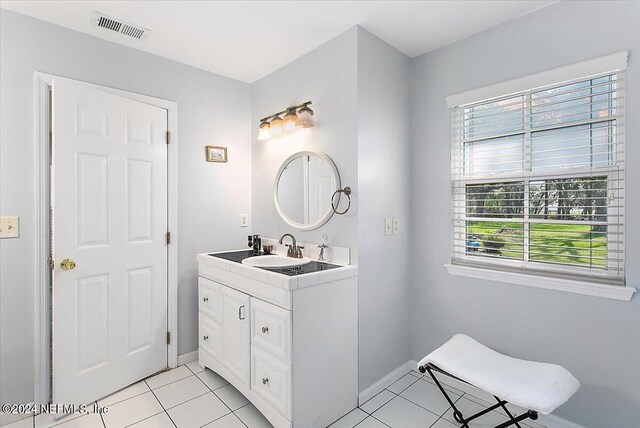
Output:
top-left (279, 233), bottom-right (304, 258)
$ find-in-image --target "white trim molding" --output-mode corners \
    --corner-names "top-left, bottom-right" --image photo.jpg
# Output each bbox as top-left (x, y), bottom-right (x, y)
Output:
top-left (177, 350), bottom-right (199, 366)
top-left (33, 72), bottom-right (179, 407)
top-left (33, 73), bottom-right (52, 409)
top-left (446, 51), bottom-right (628, 107)
top-left (542, 413), bottom-right (588, 428)
top-left (358, 361), bottom-right (415, 405)
top-left (445, 264), bottom-right (636, 302)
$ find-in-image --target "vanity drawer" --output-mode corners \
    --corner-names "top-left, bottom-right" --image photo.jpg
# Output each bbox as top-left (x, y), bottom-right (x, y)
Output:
top-left (199, 314), bottom-right (222, 361)
top-left (251, 345), bottom-right (292, 420)
top-left (199, 276), bottom-right (222, 323)
top-left (250, 297), bottom-right (292, 364)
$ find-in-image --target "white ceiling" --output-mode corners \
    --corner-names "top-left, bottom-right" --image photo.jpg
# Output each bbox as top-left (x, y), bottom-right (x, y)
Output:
top-left (0, 1), bottom-right (557, 83)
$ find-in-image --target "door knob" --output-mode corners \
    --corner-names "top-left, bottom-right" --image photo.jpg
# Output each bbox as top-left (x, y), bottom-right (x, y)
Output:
top-left (60, 259), bottom-right (76, 271)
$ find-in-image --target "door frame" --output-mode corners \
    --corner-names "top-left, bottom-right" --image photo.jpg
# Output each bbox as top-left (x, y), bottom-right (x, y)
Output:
top-left (33, 72), bottom-right (179, 406)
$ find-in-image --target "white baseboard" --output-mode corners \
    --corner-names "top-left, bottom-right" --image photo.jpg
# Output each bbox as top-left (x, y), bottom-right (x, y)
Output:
top-left (409, 361), bottom-right (585, 428)
top-left (177, 350), bottom-right (198, 366)
top-left (540, 413), bottom-right (586, 428)
top-left (1, 402), bottom-right (34, 427)
top-left (358, 361), bottom-right (415, 405)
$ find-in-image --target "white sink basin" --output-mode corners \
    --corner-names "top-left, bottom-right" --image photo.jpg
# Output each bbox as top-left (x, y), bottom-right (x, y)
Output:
top-left (242, 255), bottom-right (311, 268)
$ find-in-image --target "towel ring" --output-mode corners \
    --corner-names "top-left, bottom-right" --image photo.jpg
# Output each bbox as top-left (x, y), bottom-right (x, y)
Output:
top-left (331, 187), bottom-right (351, 215)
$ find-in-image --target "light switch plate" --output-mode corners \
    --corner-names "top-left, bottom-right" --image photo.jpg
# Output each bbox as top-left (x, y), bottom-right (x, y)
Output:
top-left (385, 218), bottom-right (393, 236)
top-left (392, 218), bottom-right (399, 234)
top-left (0, 216), bottom-right (19, 238)
top-left (240, 214), bottom-right (248, 228)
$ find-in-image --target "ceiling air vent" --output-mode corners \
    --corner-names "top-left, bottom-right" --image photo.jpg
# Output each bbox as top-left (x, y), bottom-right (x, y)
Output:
top-left (91, 11), bottom-right (150, 41)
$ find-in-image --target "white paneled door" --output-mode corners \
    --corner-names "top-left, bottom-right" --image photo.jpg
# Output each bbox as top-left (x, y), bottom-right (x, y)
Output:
top-left (52, 78), bottom-right (168, 404)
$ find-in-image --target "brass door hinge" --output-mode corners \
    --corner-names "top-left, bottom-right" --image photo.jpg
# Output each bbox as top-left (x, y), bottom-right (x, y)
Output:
top-left (166, 131), bottom-right (170, 144)
top-left (166, 331), bottom-right (171, 344)
top-left (166, 231), bottom-right (171, 245)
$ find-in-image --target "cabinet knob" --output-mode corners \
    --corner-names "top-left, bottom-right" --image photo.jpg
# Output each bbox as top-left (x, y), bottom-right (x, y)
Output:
top-left (261, 326), bottom-right (269, 334)
top-left (203, 297), bottom-right (209, 302)
top-left (262, 377), bottom-right (269, 385)
top-left (203, 335), bottom-right (208, 341)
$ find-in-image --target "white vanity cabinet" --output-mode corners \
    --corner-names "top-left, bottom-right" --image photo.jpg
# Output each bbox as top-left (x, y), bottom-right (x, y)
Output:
top-left (197, 252), bottom-right (358, 428)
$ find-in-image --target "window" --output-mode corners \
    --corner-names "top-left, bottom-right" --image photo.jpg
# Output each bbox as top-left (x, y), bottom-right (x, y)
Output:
top-left (451, 70), bottom-right (625, 286)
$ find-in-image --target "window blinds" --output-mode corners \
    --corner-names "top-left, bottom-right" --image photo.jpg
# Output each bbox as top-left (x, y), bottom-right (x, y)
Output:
top-left (450, 70), bottom-right (625, 285)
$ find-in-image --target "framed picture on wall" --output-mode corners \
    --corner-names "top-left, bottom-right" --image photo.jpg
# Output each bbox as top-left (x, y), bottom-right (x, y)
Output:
top-left (206, 145), bottom-right (228, 163)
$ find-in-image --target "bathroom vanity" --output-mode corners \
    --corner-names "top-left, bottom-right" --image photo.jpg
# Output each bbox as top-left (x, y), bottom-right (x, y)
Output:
top-left (197, 249), bottom-right (358, 428)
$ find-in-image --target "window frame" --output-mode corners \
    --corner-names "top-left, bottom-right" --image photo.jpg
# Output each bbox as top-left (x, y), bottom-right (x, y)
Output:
top-left (445, 53), bottom-right (633, 300)
top-left (456, 95), bottom-right (622, 275)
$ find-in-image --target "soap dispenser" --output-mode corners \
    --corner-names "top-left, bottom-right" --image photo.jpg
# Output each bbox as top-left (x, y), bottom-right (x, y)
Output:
top-left (252, 234), bottom-right (261, 254)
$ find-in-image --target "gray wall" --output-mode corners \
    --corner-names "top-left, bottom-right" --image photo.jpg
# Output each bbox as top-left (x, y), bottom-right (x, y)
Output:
top-left (409, 2), bottom-right (640, 427)
top-left (251, 27), bottom-right (412, 394)
top-left (0, 9), bottom-right (252, 408)
top-left (4, 2), bottom-right (639, 426)
top-left (356, 28), bottom-right (412, 391)
top-left (251, 28), bottom-right (359, 258)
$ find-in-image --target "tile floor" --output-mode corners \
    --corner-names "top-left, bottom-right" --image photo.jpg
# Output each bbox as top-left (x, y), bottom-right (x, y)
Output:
top-left (5, 364), bottom-right (546, 428)
top-left (328, 370), bottom-right (546, 428)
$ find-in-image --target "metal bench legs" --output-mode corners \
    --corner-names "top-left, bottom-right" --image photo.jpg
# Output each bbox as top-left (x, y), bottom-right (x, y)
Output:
top-left (419, 363), bottom-right (539, 428)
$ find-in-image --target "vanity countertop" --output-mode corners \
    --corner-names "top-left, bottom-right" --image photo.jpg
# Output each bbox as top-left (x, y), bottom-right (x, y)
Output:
top-left (210, 250), bottom-right (342, 276)
top-left (197, 250), bottom-right (358, 291)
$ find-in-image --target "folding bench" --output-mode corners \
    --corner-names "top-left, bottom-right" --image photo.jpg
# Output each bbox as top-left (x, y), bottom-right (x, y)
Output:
top-left (417, 335), bottom-right (580, 428)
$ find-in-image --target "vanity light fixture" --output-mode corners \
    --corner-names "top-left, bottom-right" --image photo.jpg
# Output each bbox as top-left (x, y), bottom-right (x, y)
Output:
top-left (283, 108), bottom-right (298, 132)
top-left (295, 105), bottom-right (314, 128)
top-left (258, 101), bottom-right (314, 140)
top-left (258, 120), bottom-right (271, 141)
top-left (271, 115), bottom-right (284, 136)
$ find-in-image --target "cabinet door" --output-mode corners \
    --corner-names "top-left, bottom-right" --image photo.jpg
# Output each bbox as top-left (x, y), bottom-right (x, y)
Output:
top-left (221, 286), bottom-right (251, 386)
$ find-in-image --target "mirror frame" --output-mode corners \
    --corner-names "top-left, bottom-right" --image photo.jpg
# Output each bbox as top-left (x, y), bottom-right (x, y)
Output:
top-left (273, 151), bottom-right (341, 231)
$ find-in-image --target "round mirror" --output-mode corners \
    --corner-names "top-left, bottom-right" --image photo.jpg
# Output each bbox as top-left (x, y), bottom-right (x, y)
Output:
top-left (274, 151), bottom-right (340, 230)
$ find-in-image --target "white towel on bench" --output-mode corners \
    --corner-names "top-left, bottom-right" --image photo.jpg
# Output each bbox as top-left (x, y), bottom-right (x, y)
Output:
top-left (417, 334), bottom-right (580, 415)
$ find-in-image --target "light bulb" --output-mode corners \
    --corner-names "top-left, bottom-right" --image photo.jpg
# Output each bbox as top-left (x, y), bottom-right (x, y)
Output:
top-left (271, 115), bottom-right (284, 136)
top-left (258, 121), bottom-right (271, 141)
top-left (295, 105), bottom-right (314, 128)
top-left (283, 109), bottom-right (298, 132)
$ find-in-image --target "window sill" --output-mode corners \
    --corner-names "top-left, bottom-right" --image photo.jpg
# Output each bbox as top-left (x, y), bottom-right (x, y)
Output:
top-left (444, 264), bottom-right (636, 302)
